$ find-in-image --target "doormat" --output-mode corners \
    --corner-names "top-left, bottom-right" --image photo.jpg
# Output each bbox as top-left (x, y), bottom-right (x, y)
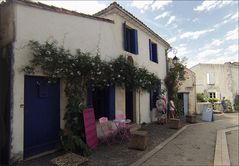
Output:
top-left (51, 153), bottom-right (88, 166)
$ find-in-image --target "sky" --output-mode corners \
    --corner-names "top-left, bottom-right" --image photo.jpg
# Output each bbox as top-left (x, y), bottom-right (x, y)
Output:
top-left (4, 0), bottom-right (238, 68)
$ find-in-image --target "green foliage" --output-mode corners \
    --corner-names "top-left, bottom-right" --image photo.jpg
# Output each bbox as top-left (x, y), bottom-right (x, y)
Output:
top-left (197, 93), bottom-right (208, 102)
top-left (23, 40), bottom-right (161, 155)
top-left (234, 95), bottom-right (239, 112)
top-left (164, 62), bottom-right (185, 99)
top-left (208, 98), bottom-right (219, 103)
top-left (225, 99), bottom-right (233, 112)
top-left (174, 98), bottom-right (184, 117)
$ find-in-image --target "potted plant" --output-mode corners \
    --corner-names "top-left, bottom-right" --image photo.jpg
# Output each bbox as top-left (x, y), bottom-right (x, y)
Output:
top-left (169, 98), bottom-right (183, 129)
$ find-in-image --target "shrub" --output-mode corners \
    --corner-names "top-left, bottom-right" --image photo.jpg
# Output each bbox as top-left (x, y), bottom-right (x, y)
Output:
top-left (197, 93), bottom-right (208, 102)
top-left (225, 99), bottom-right (233, 112)
top-left (234, 95), bottom-right (239, 112)
top-left (208, 98), bottom-right (220, 103)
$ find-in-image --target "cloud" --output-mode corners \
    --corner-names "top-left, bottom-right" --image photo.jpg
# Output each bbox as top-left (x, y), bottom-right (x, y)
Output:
top-left (225, 28), bottom-right (239, 40)
top-left (166, 16), bottom-right (176, 25)
top-left (35, 1), bottom-right (107, 15)
top-left (131, 1), bottom-right (153, 13)
top-left (154, 11), bottom-right (170, 20)
top-left (180, 29), bottom-right (215, 40)
top-left (151, 1), bottom-right (172, 11)
top-left (199, 39), bottom-right (223, 51)
top-left (194, 0), bottom-right (234, 12)
top-left (167, 36), bottom-right (176, 44)
top-left (131, 1), bottom-right (172, 12)
top-left (214, 11), bottom-right (239, 28)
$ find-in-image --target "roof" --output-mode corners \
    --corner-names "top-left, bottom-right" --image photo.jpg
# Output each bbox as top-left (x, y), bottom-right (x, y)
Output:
top-left (3, 0), bottom-right (114, 24)
top-left (190, 62), bottom-right (239, 69)
top-left (94, 2), bottom-right (171, 49)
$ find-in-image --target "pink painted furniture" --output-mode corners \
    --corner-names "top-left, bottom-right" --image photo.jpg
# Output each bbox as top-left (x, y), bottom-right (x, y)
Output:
top-left (114, 114), bottom-right (132, 142)
top-left (83, 108), bottom-right (98, 150)
top-left (99, 117), bottom-right (117, 145)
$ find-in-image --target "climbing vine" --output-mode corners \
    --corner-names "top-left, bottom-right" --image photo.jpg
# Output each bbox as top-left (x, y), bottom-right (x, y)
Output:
top-left (23, 40), bottom-right (161, 155)
top-left (164, 61), bottom-right (185, 117)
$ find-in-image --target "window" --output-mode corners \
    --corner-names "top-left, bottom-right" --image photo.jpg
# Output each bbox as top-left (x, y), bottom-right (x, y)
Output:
top-left (149, 39), bottom-right (158, 63)
top-left (207, 72), bottom-right (215, 85)
top-left (209, 92), bottom-right (216, 98)
top-left (123, 23), bottom-right (138, 54)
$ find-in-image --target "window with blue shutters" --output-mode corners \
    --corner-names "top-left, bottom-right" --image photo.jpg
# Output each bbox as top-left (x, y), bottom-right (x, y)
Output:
top-left (123, 23), bottom-right (138, 54)
top-left (149, 39), bottom-right (158, 63)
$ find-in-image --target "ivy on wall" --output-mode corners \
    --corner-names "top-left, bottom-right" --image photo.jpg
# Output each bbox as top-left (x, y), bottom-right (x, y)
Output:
top-left (23, 40), bottom-right (161, 155)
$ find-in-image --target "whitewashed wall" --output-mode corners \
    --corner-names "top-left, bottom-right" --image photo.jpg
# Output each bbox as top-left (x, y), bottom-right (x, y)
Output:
top-left (191, 63), bottom-right (239, 104)
top-left (11, 3), bottom-right (168, 159)
top-left (11, 3), bottom-right (117, 160)
top-left (101, 13), bottom-right (168, 123)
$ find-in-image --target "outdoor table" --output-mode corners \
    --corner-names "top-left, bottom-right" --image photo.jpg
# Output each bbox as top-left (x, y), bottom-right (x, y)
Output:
top-left (113, 119), bottom-right (131, 142)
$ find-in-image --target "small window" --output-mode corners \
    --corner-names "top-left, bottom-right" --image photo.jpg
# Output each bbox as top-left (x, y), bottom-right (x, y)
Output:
top-left (123, 23), bottom-right (138, 54)
top-left (209, 92), bottom-right (216, 98)
top-left (207, 72), bottom-right (215, 85)
top-left (149, 39), bottom-right (158, 63)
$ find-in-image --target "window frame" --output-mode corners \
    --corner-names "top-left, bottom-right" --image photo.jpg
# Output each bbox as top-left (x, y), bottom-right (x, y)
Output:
top-left (149, 39), bottom-right (158, 63)
top-left (123, 23), bottom-right (138, 55)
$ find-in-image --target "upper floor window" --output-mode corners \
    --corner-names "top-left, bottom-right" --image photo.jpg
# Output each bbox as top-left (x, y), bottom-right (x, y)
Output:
top-left (123, 23), bottom-right (138, 54)
top-left (207, 72), bottom-right (215, 85)
top-left (149, 39), bottom-right (158, 63)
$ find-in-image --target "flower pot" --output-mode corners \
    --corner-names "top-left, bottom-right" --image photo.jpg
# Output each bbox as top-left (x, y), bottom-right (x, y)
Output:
top-left (186, 115), bottom-right (196, 123)
top-left (169, 118), bottom-right (182, 129)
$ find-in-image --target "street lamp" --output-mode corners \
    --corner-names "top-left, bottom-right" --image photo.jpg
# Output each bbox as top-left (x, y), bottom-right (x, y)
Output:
top-left (172, 55), bottom-right (179, 64)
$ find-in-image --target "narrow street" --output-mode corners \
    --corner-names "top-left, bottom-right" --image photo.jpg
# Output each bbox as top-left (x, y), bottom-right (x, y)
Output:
top-left (139, 113), bottom-right (238, 166)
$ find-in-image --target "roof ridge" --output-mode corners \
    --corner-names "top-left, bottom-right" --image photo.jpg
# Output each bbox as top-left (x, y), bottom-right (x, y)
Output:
top-left (12, 0), bottom-right (114, 23)
top-left (94, 2), bottom-right (170, 48)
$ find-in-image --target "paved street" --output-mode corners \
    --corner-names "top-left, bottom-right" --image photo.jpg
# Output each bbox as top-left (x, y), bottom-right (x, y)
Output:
top-left (227, 129), bottom-right (239, 166)
top-left (141, 113), bottom-right (238, 166)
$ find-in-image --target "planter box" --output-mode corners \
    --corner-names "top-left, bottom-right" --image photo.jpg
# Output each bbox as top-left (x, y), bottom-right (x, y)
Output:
top-left (186, 115), bottom-right (196, 123)
top-left (128, 131), bottom-right (148, 151)
top-left (169, 119), bottom-right (182, 129)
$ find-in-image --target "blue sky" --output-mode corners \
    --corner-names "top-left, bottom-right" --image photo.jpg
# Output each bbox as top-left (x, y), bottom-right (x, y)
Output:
top-left (29, 1), bottom-right (239, 67)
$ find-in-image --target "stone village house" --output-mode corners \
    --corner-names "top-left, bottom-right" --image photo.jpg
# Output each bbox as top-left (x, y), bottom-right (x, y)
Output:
top-left (190, 62), bottom-right (239, 107)
top-left (0, 0), bottom-right (171, 164)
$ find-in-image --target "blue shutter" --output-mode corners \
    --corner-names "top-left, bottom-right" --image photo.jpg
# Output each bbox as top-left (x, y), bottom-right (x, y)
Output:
top-left (123, 22), bottom-right (127, 51)
top-left (133, 29), bottom-right (138, 54)
top-left (108, 85), bottom-right (115, 120)
top-left (149, 39), bottom-right (152, 61)
top-left (154, 44), bottom-right (158, 63)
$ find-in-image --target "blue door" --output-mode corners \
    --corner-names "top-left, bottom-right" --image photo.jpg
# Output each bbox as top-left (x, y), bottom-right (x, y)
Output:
top-left (24, 76), bottom-right (60, 158)
top-left (183, 93), bottom-right (189, 115)
top-left (126, 87), bottom-right (133, 120)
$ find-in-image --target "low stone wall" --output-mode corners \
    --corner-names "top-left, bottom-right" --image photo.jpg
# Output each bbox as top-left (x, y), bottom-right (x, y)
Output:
top-left (196, 102), bottom-right (212, 114)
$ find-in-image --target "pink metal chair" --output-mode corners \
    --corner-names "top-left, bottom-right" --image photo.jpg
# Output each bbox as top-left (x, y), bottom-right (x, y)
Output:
top-left (114, 114), bottom-right (131, 142)
top-left (99, 117), bottom-right (117, 145)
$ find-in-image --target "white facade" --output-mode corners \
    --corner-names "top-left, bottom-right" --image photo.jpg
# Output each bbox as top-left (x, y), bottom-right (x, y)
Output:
top-left (2, 1), bottom-right (169, 161)
top-left (190, 63), bottom-right (239, 104)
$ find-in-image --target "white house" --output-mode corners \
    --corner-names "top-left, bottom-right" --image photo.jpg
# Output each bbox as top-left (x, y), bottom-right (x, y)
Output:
top-left (0, 0), bottom-right (170, 163)
top-left (190, 62), bottom-right (239, 105)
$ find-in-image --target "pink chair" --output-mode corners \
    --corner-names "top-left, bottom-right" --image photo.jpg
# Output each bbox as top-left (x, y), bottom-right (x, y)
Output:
top-left (114, 114), bottom-right (131, 142)
top-left (99, 117), bottom-right (117, 145)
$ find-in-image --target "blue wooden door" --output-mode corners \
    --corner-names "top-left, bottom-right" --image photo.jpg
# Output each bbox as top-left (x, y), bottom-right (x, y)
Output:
top-left (24, 76), bottom-right (60, 158)
top-left (183, 93), bottom-right (189, 115)
top-left (126, 87), bottom-right (133, 120)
